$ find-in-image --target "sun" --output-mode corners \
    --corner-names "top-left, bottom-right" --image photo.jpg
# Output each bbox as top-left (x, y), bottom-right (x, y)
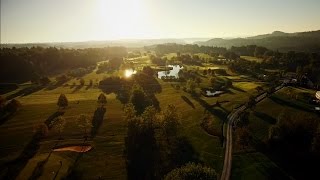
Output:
top-left (94, 0), bottom-right (150, 40)
top-left (124, 69), bottom-right (136, 78)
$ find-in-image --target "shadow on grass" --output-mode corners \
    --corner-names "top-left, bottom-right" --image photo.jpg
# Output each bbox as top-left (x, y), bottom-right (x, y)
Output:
top-left (0, 83), bottom-right (18, 95)
top-left (91, 107), bottom-right (106, 138)
top-left (192, 95), bottom-right (228, 146)
top-left (269, 95), bottom-right (313, 113)
top-left (253, 111), bottom-right (277, 124)
top-left (230, 85), bottom-right (246, 92)
top-left (72, 84), bottom-right (84, 93)
top-left (1, 111), bottom-right (63, 179)
top-left (181, 96), bottom-right (195, 109)
top-left (193, 96), bottom-right (228, 121)
top-left (45, 79), bottom-right (69, 91)
top-left (6, 85), bottom-right (43, 100)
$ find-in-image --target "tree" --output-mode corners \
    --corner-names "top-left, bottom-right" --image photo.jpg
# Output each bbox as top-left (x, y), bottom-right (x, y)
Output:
top-left (164, 163), bottom-right (217, 180)
top-left (237, 111), bottom-right (250, 127)
top-left (129, 84), bottom-right (150, 115)
top-left (77, 114), bottom-right (92, 139)
top-left (51, 116), bottom-right (66, 139)
top-left (57, 94), bottom-right (68, 109)
top-left (255, 86), bottom-right (264, 93)
top-left (79, 78), bottom-right (85, 86)
top-left (97, 93), bottom-right (107, 107)
top-left (162, 105), bottom-right (180, 141)
top-left (186, 79), bottom-right (196, 94)
top-left (236, 127), bottom-right (251, 149)
top-left (5, 99), bottom-right (21, 113)
top-left (247, 95), bottom-right (256, 109)
top-left (142, 66), bottom-right (154, 76)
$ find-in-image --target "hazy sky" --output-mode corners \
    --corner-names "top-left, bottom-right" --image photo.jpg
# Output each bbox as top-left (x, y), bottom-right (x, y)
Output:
top-left (1, 0), bottom-right (320, 43)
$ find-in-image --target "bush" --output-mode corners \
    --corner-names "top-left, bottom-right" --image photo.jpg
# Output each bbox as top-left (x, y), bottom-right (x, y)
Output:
top-left (164, 163), bottom-right (217, 180)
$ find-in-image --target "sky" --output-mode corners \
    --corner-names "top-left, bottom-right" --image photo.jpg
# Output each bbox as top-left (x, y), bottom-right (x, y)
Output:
top-left (1, 0), bottom-right (320, 43)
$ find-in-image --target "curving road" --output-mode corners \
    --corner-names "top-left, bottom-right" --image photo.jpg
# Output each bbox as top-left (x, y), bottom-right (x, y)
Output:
top-left (220, 85), bottom-right (284, 180)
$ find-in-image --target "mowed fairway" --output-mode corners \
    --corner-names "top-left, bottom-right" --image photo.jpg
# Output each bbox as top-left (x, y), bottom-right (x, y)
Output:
top-left (0, 74), bottom-right (128, 179)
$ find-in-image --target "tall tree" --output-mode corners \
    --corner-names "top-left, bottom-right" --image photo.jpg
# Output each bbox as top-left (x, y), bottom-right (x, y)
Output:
top-left (129, 84), bottom-right (150, 115)
top-left (162, 104), bottom-right (180, 141)
top-left (57, 94), bottom-right (68, 109)
top-left (77, 114), bottom-right (92, 139)
top-left (51, 116), bottom-right (66, 140)
top-left (97, 93), bottom-right (107, 107)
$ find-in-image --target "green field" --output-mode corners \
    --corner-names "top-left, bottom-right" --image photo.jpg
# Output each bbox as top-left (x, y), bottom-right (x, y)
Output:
top-left (241, 56), bottom-right (264, 63)
top-left (0, 57), bottom-right (285, 179)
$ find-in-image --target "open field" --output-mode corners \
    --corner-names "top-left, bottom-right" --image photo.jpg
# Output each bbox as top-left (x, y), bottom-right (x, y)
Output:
top-left (2, 59), bottom-right (262, 179)
top-left (2, 53), bottom-right (315, 180)
top-left (240, 56), bottom-right (264, 63)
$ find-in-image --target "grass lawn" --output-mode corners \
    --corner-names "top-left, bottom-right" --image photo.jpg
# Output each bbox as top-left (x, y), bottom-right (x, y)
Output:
top-left (240, 56), bottom-right (264, 63)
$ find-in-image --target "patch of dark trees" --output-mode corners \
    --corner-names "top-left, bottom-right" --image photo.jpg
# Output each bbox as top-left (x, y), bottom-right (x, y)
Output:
top-left (124, 105), bottom-right (200, 180)
top-left (148, 43), bottom-right (227, 56)
top-left (252, 112), bottom-right (320, 180)
top-left (99, 67), bottom-right (161, 108)
top-left (0, 47), bottom-right (127, 83)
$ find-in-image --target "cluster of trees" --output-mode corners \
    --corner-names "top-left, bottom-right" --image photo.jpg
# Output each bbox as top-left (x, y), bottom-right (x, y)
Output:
top-left (266, 110), bottom-right (320, 179)
top-left (268, 111), bottom-right (319, 153)
top-left (227, 45), bottom-right (320, 86)
top-left (0, 47), bottom-right (127, 83)
top-left (149, 43), bottom-right (227, 56)
top-left (124, 103), bottom-right (207, 179)
top-left (150, 55), bottom-right (166, 66)
top-left (96, 57), bottom-right (124, 73)
top-left (99, 67), bottom-right (161, 105)
top-left (0, 96), bottom-right (21, 123)
top-left (175, 54), bottom-right (202, 65)
top-left (230, 45), bottom-right (269, 57)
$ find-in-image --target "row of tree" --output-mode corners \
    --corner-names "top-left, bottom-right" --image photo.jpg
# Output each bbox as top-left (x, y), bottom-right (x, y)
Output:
top-left (0, 47), bottom-right (127, 83)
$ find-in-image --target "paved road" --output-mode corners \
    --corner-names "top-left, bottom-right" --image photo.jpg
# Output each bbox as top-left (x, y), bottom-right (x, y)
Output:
top-left (220, 85), bottom-right (284, 180)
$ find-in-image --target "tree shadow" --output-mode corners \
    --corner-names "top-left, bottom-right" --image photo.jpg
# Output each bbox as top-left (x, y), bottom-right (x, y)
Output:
top-left (2, 111), bottom-right (63, 179)
top-left (45, 79), bottom-right (69, 91)
top-left (230, 85), bottom-right (246, 92)
top-left (181, 95), bottom-right (195, 109)
top-left (6, 85), bottom-right (43, 100)
top-left (72, 84), bottom-right (84, 93)
top-left (0, 84), bottom-right (18, 95)
top-left (85, 84), bottom-right (92, 90)
top-left (91, 107), bottom-right (106, 138)
top-left (254, 111), bottom-right (277, 124)
top-left (269, 96), bottom-right (313, 112)
top-left (192, 96), bottom-right (228, 121)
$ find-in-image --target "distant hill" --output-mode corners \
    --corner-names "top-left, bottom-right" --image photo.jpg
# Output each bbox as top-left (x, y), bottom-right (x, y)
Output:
top-left (0, 38), bottom-right (213, 49)
top-left (196, 30), bottom-right (320, 52)
top-left (0, 39), bottom-right (188, 49)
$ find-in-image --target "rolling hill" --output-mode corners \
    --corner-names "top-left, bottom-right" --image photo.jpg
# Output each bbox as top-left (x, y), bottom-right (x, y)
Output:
top-left (196, 30), bottom-right (320, 52)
